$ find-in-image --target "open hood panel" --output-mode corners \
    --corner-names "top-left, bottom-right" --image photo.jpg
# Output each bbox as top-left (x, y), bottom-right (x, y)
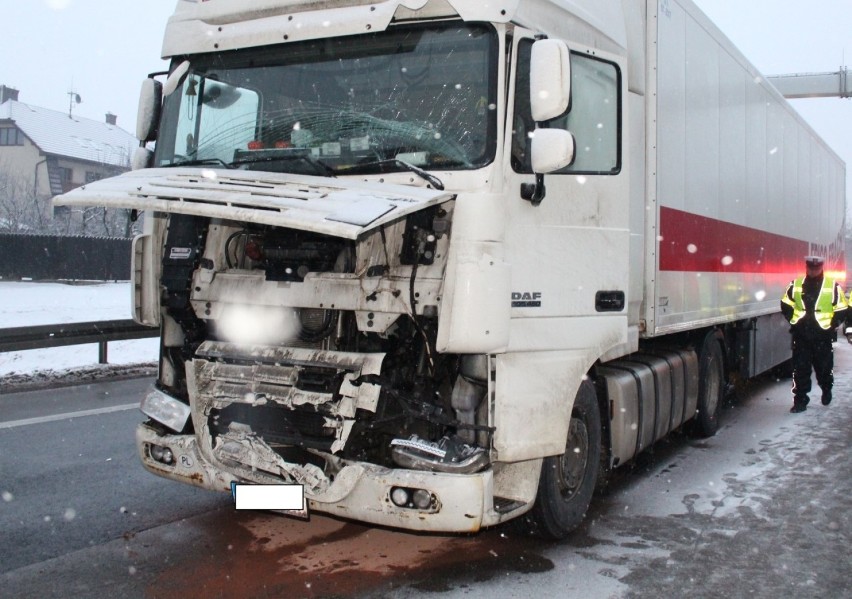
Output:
top-left (54, 168), bottom-right (453, 240)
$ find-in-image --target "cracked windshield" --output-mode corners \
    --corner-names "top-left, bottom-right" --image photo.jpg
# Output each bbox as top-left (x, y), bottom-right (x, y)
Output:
top-left (156, 23), bottom-right (496, 176)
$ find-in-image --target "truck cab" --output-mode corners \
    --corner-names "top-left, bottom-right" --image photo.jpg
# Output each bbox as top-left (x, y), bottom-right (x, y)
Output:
top-left (55, 0), bottom-right (844, 538)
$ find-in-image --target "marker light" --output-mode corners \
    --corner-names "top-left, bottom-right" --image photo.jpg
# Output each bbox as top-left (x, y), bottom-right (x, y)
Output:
top-left (390, 487), bottom-right (409, 507)
top-left (149, 444), bottom-right (174, 465)
top-left (412, 489), bottom-right (432, 510)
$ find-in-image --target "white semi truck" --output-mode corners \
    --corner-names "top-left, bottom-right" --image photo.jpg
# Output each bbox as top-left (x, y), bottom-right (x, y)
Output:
top-left (57, 0), bottom-right (846, 538)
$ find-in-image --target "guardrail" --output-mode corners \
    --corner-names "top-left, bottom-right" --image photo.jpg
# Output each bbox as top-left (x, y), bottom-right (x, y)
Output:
top-left (0, 319), bottom-right (159, 364)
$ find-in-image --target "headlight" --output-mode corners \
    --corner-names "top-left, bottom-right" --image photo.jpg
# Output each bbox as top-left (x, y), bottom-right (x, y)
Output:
top-left (140, 387), bottom-right (191, 432)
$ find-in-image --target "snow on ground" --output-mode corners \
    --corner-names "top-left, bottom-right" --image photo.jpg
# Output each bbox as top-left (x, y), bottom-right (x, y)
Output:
top-left (0, 281), bottom-right (158, 382)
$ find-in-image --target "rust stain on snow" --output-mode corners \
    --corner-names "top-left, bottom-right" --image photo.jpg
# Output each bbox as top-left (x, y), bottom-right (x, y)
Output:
top-left (145, 510), bottom-right (552, 598)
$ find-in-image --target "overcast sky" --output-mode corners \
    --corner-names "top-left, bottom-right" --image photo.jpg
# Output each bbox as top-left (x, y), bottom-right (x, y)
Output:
top-left (2, 0), bottom-right (850, 205)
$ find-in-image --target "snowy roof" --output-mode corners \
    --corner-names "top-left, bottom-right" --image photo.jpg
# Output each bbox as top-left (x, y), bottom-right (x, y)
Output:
top-left (0, 100), bottom-right (137, 168)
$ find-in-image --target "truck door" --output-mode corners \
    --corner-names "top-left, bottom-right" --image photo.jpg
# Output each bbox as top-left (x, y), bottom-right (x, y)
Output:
top-left (503, 30), bottom-right (630, 354)
top-left (489, 30), bottom-right (631, 462)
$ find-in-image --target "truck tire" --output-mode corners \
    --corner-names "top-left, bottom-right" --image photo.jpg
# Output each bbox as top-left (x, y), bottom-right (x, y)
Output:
top-left (526, 379), bottom-right (601, 540)
top-left (693, 332), bottom-right (724, 437)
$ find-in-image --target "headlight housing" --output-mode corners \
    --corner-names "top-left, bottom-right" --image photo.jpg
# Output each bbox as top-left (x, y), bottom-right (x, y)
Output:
top-left (140, 387), bottom-right (191, 432)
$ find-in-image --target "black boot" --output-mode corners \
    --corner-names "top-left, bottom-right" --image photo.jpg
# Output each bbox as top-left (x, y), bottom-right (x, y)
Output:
top-left (821, 389), bottom-right (832, 406)
top-left (790, 396), bottom-right (809, 413)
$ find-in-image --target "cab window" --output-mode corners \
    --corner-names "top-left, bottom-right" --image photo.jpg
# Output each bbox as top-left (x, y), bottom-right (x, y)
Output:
top-left (512, 40), bottom-right (621, 175)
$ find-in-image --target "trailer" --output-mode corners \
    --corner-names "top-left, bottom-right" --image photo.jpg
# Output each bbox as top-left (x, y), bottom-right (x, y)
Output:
top-left (56, 0), bottom-right (846, 539)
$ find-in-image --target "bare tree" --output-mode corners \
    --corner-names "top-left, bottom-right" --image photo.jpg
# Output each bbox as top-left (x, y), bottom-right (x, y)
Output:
top-left (0, 158), bottom-right (48, 232)
top-left (47, 152), bottom-right (137, 238)
top-left (1, 150), bottom-right (138, 237)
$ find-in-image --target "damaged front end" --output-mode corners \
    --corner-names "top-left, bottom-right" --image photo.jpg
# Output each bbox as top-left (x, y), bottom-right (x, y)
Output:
top-left (67, 170), bottom-right (498, 529)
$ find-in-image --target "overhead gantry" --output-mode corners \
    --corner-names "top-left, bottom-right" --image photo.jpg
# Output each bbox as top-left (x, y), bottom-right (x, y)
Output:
top-left (767, 66), bottom-right (851, 99)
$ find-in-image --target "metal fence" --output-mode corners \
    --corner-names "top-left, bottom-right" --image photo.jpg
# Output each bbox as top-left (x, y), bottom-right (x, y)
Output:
top-left (0, 234), bottom-right (153, 374)
top-left (0, 319), bottom-right (158, 364)
top-left (0, 234), bottom-right (132, 281)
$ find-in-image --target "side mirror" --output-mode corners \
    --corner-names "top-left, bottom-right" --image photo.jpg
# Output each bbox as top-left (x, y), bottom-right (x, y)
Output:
top-left (521, 39), bottom-right (573, 206)
top-left (162, 60), bottom-right (191, 97)
top-left (132, 146), bottom-right (154, 171)
top-left (530, 39), bottom-right (571, 122)
top-left (531, 129), bottom-right (575, 173)
top-left (136, 78), bottom-right (162, 143)
top-left (521, 129), bottom-right (575, 206)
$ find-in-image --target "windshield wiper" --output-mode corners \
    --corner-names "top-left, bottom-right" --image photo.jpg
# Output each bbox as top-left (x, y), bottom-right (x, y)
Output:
top-left (340, 159), bottom-right (444, 190)
top-left (231, 151), bottom-right (336, 177)
top-left (165, 157), bottom-right (234, 169)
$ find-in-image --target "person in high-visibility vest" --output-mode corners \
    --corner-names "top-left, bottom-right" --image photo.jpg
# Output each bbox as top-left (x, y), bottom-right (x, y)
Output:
top-left (847, 292), bottom-right (852, 344)
top-left (780, 256), bottom-right (848, 413)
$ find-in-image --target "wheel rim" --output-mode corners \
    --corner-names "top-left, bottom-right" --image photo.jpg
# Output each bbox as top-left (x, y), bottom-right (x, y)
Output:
top-left (557, 416), bottom-right (589, 500)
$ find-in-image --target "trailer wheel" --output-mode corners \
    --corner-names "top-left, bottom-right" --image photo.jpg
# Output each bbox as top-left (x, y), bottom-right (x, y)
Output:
top-left (693, 332), bottom-right (724, 437)
top-left (526, 379), bottom-right (601, 540)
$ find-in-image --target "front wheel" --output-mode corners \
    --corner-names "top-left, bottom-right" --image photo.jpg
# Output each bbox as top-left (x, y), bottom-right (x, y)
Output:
top-left (526, 379), bottom-right (601, 540)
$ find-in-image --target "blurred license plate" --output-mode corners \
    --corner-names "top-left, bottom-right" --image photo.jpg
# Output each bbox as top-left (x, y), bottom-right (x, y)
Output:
top-left (231, 483), bottom-right (308, 518)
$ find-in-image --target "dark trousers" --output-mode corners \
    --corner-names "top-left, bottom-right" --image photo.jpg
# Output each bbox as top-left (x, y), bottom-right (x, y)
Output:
top-left (791, 335), bottom-right (834, 403)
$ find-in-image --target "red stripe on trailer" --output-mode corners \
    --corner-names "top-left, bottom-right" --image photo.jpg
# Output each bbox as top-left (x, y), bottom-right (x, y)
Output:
top-left (658, 206), bottom-right (809, 274)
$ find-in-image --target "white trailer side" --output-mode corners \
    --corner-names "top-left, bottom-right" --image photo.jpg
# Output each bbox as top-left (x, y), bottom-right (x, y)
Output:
top-left (641, 0), bottom-right (846, 338)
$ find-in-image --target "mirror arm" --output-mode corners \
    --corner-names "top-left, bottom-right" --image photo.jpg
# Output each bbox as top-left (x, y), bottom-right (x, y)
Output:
top-left (520, 173), bottom-right (546, 206)
top-left (521, 115), bottom-right (547, 206)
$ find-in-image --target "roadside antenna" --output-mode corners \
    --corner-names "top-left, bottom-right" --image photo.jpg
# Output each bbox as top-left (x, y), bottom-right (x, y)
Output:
top-left (67, 89), bottom-right (82, 118)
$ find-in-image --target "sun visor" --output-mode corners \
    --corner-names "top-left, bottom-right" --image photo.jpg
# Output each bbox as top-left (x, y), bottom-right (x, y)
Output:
top-left (53, 168), bottom-right (453, 240)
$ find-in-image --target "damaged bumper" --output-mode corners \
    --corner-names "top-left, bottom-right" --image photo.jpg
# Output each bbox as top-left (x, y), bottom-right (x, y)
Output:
top-left (136, 423), bottom-right (499, 532)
